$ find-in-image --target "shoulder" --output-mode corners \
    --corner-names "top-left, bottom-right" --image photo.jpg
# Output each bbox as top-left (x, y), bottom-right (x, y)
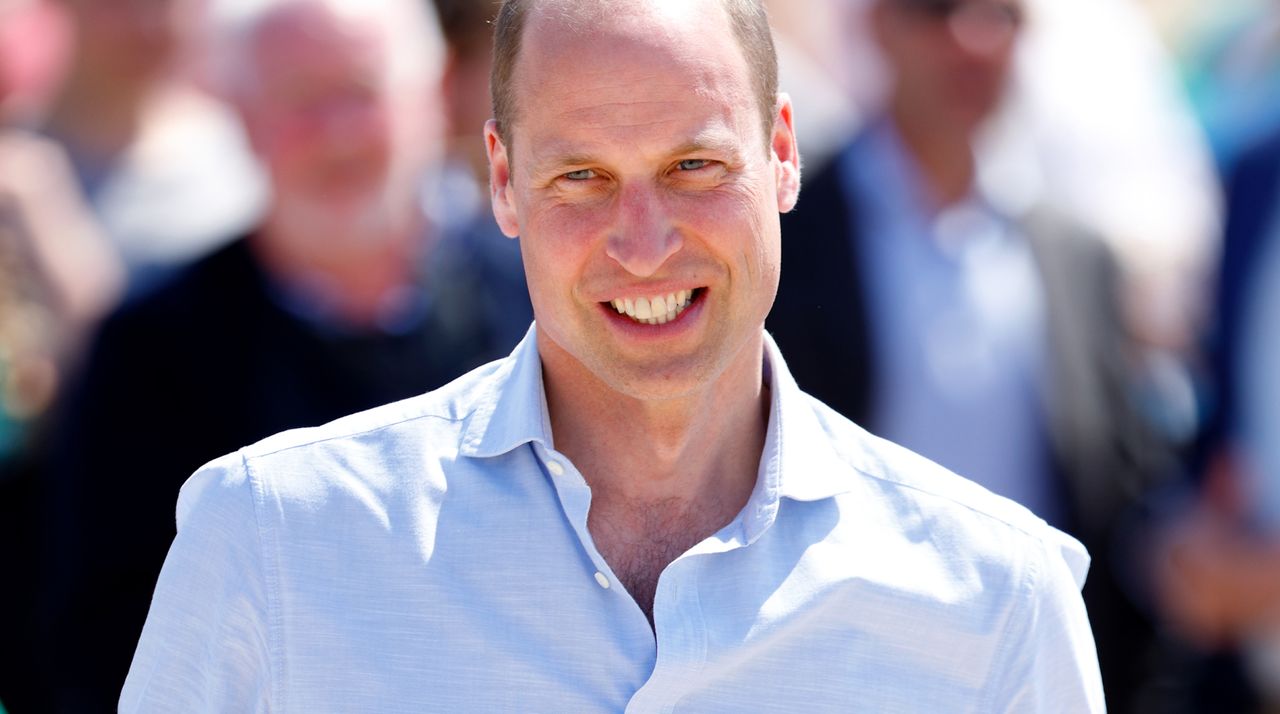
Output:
top-left (1019, 207), bottom-right (1114, 271)
top-left (792, 396), bottom-right (1102, 705)
top-left (808, 397), bottom-right (1091, 589)
top-left (188, 358), bottom-right (508, 505)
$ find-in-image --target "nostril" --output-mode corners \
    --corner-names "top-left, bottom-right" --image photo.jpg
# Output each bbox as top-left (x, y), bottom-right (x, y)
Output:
top-left (605, 229), bottom-right (684, 277)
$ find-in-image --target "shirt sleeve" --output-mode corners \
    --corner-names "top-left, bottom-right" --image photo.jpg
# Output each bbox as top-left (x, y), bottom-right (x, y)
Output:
top-left (995, 529), bottom-right (1106, 713)
top-left (119, 451), bottom-right (274, 713)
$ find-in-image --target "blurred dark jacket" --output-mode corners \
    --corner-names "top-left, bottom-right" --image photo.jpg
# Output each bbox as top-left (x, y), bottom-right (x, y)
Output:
top-left (1207, 129), bottom-right (1280, 449)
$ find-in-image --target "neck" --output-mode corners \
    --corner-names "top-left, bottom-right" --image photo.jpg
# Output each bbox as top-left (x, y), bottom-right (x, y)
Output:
top-left (542, 331), bottom-right (769, 511)
top-left (251, 205), bottom-right (425, 327)
top-left (889, 99), bottom-right (976, 208)
top-left (540, 329), bottom-right (771, 623)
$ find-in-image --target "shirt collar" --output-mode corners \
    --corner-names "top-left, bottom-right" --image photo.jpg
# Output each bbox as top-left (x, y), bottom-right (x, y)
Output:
top-left (847, 116), bottom-right (1019, 232)
top-left (459, 324), bottom-right (858, 504)
top-left (762, 331), bottom-right (859, 503)
top-left (459, 323), bottom-right (553, 458)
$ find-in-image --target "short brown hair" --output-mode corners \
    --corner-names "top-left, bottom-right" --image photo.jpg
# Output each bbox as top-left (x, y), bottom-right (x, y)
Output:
top-left (490, 0), bottom-right (779, 147)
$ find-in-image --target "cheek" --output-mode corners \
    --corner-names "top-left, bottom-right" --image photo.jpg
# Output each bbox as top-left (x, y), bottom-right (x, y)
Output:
top-left (673, 183), bottom-right (776, 262)
top-left (259, 132), bottom-right (312, 179)
top-left (529, 197), bottom-right (613, 238)
top-left (521, 199), bottom-right (612, 268)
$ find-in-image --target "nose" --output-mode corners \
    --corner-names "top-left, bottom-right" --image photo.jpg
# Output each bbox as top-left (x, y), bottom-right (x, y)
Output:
top-left (605, 184), bottom-right (683, 277)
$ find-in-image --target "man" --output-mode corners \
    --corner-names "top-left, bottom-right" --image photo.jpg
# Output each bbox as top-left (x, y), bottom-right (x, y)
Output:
top-left (122, 0), bottom-right (1103, 710)
top-left (767, 0), bottom-right (1171, 710)
top-left (48, 0), bottom-right (529, 709)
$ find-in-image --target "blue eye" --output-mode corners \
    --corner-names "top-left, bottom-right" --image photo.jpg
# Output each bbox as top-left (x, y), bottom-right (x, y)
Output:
top-left (678, 159), bottom-right (710, 171)
top-left (564, 169), bottom-right (596, 180)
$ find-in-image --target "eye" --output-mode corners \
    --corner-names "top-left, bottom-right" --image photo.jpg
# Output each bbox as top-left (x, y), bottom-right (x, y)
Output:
top-left (563, 168), bottom-right (596, 180)
top-left (677, 159), bottom-right (711, 171)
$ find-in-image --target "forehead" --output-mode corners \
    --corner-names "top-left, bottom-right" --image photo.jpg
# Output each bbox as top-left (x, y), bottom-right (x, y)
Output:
top-left (508, 0), bottom-right (757, 154)
top-left (251, 5), bottom-right (385, 80)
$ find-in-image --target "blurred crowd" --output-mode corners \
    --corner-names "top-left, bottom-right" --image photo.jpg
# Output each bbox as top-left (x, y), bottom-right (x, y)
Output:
top-left (0, 0), bottom-right (1278, 711)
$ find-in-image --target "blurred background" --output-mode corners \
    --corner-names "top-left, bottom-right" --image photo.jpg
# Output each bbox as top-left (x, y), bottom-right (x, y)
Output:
top-left (1, 0), bottom-right (1279, 711)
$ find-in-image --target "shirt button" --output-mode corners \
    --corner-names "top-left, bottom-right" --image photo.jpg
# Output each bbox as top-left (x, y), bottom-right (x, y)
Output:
top-left (594, 572), bottom-right (610, 589)
top-left (546, 460), bottom-right (566, 477)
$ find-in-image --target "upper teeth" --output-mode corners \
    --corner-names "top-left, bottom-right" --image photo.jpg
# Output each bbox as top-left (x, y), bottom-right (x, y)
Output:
top-left (611, 290), bottom-right (693, 325)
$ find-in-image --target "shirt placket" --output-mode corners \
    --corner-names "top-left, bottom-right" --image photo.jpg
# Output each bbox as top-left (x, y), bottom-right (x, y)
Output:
top-left (624, 551), bottom-right (711, 714)
top-left (532, 442), bottom-right (654, 635)
top-left (532, 442), bottom-right (722, 712)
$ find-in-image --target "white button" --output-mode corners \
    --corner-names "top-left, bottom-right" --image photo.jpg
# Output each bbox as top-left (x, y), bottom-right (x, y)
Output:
top-left (546, 460), bottom-right (565, 477)
top-left (594, 572), bottom-right (610, 589)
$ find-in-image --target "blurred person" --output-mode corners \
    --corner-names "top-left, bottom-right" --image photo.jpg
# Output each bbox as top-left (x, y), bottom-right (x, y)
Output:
top-left (1155, 128), bottom-right (1280, 712)
top-left (0, 0), bottom-right (70, 123)
top-left (429, 0), bottom-right (529, 348)
top-left (0, 2), bottom-right (120, 709)
top-left (38, 0), bottom-right (265, 292)
top-left (432, 0), bottom-right (500, 188)
top-left (995, 0), bottom-right (1220, 361)
top-left (767, 0), bottom-right (1176, 710)
top-left (0, 0), bottom-right (121, 456)
top-left (764, 0), bottom-right (863, 169)
top-left (45, 0), bottom-right (530, 708)
top-left (121, 0), bottom-right (1103, 709)
top-left (828, 0), bottom-right (1219, 393)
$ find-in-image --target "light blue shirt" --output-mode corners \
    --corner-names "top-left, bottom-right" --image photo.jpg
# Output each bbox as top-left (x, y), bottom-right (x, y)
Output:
top-left (122, 326), bottom-right (1103, 712)
top-left (842, 120), bottom-right (1058, 526)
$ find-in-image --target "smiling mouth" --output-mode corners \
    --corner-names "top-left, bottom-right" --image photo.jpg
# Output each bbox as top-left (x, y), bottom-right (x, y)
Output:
top-left (606, 288), bottom-right (703, 325)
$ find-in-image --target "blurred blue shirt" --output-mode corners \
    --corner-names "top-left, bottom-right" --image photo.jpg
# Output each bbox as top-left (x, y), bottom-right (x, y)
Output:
top-left (121, 327), bottom-right (1101, 712)
top-left (842, 120), bottom-right (1057, 526)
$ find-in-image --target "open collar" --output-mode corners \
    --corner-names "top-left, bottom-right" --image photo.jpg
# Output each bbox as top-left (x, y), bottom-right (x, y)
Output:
top-left (459, 325), bottom-right (860, 505)
top-left (458, 323), bottom-right (553, 458)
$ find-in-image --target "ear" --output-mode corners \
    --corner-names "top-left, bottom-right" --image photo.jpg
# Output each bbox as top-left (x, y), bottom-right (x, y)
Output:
top-left (485, 119), bottom-right (520, 238)
top-left (771, 94), bottom-right (801, 213)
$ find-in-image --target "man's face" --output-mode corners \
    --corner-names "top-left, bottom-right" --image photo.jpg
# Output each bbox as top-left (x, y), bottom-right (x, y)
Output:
top-left (875, 0), bottom-right (1022, 134)
top-left (240, 5), bottom-right (426, 227)
top-left (486, 0), bottom-right (799, 402)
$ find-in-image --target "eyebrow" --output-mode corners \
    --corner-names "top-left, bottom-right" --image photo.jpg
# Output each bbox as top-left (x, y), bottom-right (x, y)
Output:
top-left (668, 136), bottom-right (742, 160)
top-left (528, 134), bottom-right (744, 177)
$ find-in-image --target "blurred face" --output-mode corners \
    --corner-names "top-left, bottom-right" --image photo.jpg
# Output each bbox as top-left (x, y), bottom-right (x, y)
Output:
top-left (240, 5), bottom-right (402, 225)
top-left (486, 0), bottom-right (799, 401)
top-left (874, 0), bottom-right (1022, 134)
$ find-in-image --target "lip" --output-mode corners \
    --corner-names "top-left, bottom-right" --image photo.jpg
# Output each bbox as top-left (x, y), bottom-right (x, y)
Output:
top-left (599, 287), bottom-right (708, 339)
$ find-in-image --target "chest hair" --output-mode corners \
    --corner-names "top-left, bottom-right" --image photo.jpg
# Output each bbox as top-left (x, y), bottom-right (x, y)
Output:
top-left (588, 492), bottom-right (739, 627)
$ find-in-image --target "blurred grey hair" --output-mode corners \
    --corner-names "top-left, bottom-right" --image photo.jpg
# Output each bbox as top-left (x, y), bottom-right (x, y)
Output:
top-left (205, 0), bottom-right (446, 97)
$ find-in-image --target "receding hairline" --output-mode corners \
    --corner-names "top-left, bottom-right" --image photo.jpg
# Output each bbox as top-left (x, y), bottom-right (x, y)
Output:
top-left (490, 0), bottom-right (779, 149)
top-left (206, 0), bottom-right (446, 98)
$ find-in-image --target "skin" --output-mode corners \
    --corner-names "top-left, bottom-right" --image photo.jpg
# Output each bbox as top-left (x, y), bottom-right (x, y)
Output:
top-left (1156, 451), bottom-right (1280, 648)
top-left (485, 0), bottom-right (800, 623)
top-left (871, 0), bottom-right (1021, 205)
